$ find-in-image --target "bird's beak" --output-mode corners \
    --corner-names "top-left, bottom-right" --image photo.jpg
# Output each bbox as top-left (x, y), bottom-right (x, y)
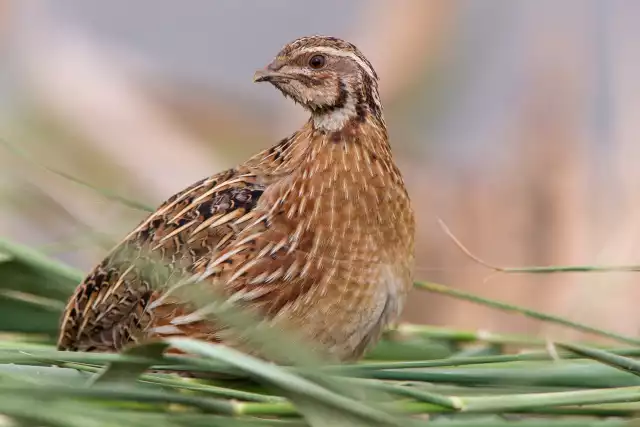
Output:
top-left (254, 57), bottom-right (290, 83)
top-left (253, 69), bottom-right (272, 82)
top-left (253, 69), bottom-right (290, 83)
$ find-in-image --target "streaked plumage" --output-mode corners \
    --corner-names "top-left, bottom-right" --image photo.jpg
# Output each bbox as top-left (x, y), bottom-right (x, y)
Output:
top-left (58, 35), bottom-right (415, 362)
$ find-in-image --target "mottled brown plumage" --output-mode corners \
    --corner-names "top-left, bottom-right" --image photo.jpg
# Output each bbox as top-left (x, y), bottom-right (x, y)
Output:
top-left (57, 35), bottom-right (415, 362)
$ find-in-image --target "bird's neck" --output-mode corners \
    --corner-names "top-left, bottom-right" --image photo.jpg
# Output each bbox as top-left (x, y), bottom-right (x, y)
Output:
top-left (284, 117), bottom-right (400, 213)
top-left (312, 93), bottom-right (359, 133)
top-left (311, 83), bottom-right (383, 133)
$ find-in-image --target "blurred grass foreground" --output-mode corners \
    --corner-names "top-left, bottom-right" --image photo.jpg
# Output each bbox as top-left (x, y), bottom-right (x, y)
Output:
top-left (4, 235), bottom-right (640, 426)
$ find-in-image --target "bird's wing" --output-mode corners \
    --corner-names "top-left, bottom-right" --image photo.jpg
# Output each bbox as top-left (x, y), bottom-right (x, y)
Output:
top-left (57, 167), bottom-right (268, 351)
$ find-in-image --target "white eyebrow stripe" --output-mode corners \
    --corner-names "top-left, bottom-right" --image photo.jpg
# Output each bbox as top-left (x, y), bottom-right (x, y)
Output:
top-left (295, 47), bottom-right (377, 81)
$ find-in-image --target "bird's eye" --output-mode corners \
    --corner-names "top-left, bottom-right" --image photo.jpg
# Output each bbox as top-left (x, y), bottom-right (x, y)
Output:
top-left (308, 54), bottom-right (326, 69)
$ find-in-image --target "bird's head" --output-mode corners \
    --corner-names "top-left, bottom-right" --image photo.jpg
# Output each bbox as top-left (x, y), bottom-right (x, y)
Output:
top-left (254, 35), bottom-right (383, 132)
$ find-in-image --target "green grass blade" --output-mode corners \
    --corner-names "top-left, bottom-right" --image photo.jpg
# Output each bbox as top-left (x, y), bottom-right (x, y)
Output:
top-left (167, 338), bottom-right (407, 426)
top-left (0, 382), bottom-right (235, 413)
top-left (91, 342), bottom-right (169, 385)
top-left (370, 362), bottom-right (640, 388)
top-left (350, 348), bottom-right (640, 371)
top-left (558, 342), bottom-right (640, 377)
top-left (0, 237), bottom-right (82, 286)
top-left (414, 281), bottom-right (640, 346)
top-left (460, 386), bottom-right (640, 412)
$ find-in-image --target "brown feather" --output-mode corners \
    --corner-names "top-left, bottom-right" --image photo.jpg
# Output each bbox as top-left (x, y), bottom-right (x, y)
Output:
top-left (58, 35), bottom-right (415, 362)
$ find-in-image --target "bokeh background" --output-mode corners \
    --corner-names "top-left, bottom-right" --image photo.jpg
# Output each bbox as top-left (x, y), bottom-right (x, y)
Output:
top-left (1, 0), bottom-right (639, 342)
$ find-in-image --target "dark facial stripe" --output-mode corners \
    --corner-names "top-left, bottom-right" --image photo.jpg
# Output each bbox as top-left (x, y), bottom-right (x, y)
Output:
top-left (314, 79), bottom-right (349, 114)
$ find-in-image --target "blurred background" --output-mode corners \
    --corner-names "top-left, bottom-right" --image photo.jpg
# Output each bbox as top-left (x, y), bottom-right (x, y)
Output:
top-left (0, 0), bottom-right (639, 342)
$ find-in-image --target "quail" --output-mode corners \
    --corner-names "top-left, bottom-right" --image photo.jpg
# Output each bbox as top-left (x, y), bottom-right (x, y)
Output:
top-left (58, 35), bottom-right (415, 362)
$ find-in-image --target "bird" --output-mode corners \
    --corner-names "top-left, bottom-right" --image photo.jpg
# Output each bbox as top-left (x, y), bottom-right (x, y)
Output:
top-left (57, 35), bottom-right (415, 363)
